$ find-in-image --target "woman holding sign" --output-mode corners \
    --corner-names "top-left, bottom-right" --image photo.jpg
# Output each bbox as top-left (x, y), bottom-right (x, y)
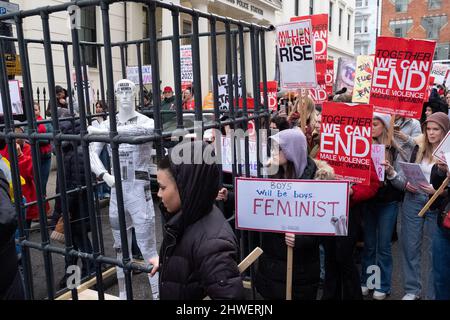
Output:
top-left (255, 129), bottom-right (321, 300)
top-left (360, 113), bottom-right (404, 300)
top-left (386, 112), bottom-right (449, 300)
top-left (150, 141), bottom-right (244, 300)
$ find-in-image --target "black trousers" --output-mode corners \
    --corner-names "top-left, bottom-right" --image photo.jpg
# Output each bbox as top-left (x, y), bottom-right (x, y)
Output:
top-left (322, 205), bottom-right (363, 300)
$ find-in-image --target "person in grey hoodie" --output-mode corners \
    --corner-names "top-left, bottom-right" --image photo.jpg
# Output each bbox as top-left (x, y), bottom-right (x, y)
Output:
top-left (393, 116), bottom-right (421, 163)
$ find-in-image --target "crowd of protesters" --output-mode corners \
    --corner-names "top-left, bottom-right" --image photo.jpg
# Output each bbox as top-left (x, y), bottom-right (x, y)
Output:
top-left (1, 80), bottom-right (450, 301)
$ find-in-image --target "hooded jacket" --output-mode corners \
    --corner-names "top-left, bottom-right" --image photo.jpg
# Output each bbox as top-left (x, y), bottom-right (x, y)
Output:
top-left (256, 129), bottom-right (320, 300)
top-left (158, 141), bottom-right (244, 300)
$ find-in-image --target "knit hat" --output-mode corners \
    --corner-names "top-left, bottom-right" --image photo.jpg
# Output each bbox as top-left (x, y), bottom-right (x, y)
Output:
top-left (373, 112), bottom-right (392, 130)
top-left (423, 111), bottom-right (450, 133)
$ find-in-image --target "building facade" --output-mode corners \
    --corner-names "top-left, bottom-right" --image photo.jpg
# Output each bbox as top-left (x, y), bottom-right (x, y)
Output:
top-left (6, 0), bottom-right (282, 115)
top-left (279, 0), bottom-right (356, 64)
top-left (354, 0), bottom-right (382, 55)
top-left (381, 0), bottom-right (450, 63)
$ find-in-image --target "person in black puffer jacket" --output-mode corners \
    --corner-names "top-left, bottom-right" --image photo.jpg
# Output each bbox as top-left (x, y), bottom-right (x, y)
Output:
top-left (255, 129), bottom-right (320, 300)
top-left (0, 153), bottom-right (25, 299)
top-left (149, 141), bottom-right (244, 300)
top-left (53, 110), bottom-right (94, 288)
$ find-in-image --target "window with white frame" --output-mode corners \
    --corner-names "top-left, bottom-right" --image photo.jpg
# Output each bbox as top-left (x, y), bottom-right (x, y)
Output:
top-left (393, 0), bottom-right (408, 13)
top-left (434, 43), bottom-right (450, 60)
top-left (421, 15), bottom-right (447, 40)
top-left (428, 0), bottom-right (441, 10)
top-left (389, 19), bottom-right (412, 37)
top-left (355, 17), bottom-right (362, 33)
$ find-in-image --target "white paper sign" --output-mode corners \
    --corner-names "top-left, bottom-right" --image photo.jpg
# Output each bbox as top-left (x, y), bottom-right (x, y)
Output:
top-left (433, 131), bottom-right (450, 164)
top-left (180, 45), bottom-right (193, 83)
top-left (126, 65), bottom-right (152, 85)
top-left (0, 80), bottom-right (23, 115)
top-left (431, 63), bottom-right (449, 85)
top-left (235, 178), bottom-right (350, 236)
top-left (398, 161), bottom-right (429, 191)
top-left (221, 137), bottom-right (267, 177)
top-left (216, 74), bottom-right (242, 111)
top-left (276, 19), bottom-right (317, 89)
top-left (371, 144), bottom-right (385, 182)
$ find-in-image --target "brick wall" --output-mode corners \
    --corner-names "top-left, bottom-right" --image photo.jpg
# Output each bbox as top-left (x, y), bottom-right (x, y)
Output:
top-left (381, 0), bottom-right (450, 44)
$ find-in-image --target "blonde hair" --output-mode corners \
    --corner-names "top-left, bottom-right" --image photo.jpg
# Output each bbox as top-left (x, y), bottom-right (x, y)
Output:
top-left (288, 96), bottom-right (317, 132)
top-left (314, 160), bottom-right (335, 180)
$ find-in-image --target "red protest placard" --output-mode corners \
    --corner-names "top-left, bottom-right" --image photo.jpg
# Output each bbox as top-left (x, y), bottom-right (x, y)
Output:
top-left (369, 36), bottom-right (437, 119)
top-left (307, 84), bottom-right (328, 105)
top-left (326, 60), bottom-right (334, 95)
top-left (260, 81), bottom-right (278, 111)
top-left (291, 14), bottom-right (328, 85)
top-left (319, 102), bottom-right (373, 185)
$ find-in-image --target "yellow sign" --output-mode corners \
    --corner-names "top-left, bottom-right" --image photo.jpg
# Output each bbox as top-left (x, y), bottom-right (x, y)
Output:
top-left (4, 54), bottom-right (21, 76)
top-left (352, 55), bottom-right (374, 103)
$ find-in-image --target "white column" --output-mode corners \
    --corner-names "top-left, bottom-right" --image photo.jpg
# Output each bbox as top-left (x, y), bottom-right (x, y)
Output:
top-left (191, 0), bottom-right (210, 97)
top-left (160, 0), bottom-right (180, 90)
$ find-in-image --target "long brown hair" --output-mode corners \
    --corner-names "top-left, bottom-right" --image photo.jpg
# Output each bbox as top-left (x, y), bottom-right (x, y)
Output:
top-left (416, 123), bottom-right (446, 163)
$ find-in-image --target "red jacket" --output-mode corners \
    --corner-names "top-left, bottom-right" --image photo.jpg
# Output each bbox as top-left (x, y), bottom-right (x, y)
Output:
top-left (350, 159), bottom-right (381, 207)
top-left (1, 144), bottom-right (39, 220)
top-left (37, 116), bottom-right (52, 156)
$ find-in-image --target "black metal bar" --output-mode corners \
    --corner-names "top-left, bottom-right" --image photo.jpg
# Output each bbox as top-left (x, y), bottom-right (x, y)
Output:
top-left (71, 17), bottom-right (106, 300)
top-left (100, 0), bottom-right (134, 300)
top-left (148, 2), bottom-right (163, 159)
top-left (191, 11), bottom-right (203, 131)
top-left (120, 45), bottom-right (126, 79)
top-left (97, 46), bottom-right (106, 102)
top-left (63, 44), bottom-right (74, 115)
top-left (0, 38), bottom-right (33, 300)
top-left (81, 45), bottom-right (92, 124)
top-left (171, 7), bottom-right (184, 129)
top-left (136, 43), bottom-right (144, 109)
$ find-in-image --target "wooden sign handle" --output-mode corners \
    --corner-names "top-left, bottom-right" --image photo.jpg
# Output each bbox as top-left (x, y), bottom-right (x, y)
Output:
top-left (286, 246), bottom-right (293, 300)
top-left (418, 177), bottom-right (449, 217)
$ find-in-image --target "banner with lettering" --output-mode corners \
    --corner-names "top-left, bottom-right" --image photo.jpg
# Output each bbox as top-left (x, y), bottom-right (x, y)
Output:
top-left (352, 55), bottom-right (374, 103)
top-left (180, 45), bottom-right (193, 86)
top-left (290, 14), bottom-right (328, 85)
top-left (260, 81), bottom-right (278, 111)
top-left (276, 20), bottom-right (317, 89)
top-left (319, 102), bottom-right (373, 185)
top-left (326, 60), bottom-right (334, 95)
top-left (307, 85), bottom-right (328, 105)
top-left (369, 36), bottom-right (437, 119)
top-left (216, 74), bottom-right (243, 111)
top-left (235, 177), bottom-right (350, 236)
top-left (430, 63), bottom-right (449, 86)
top-left (335, 57), bottom-right (356, 93)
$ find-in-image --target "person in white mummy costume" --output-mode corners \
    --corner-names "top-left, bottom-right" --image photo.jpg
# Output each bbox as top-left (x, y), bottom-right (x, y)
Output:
top-left (88, 79), bottom-right (159, 300)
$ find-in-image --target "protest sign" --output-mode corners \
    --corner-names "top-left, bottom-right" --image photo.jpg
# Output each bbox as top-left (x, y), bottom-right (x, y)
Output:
top-left (126, 65), bottom-right (152, 85)
top-left (335, 57), bottom-right (355, 93)
top-left (326, 60), bottom-right (334, 95)
top-left (260, 81), bottom-right (278, 111)
top-left (216, 74), bottom-right (242, 111)
top-left (235, 177), bottom-right (350, 236)
top-left (180, 45), bottom-right (193, 86)
top-left (0, 80), bottom-right (23, 115)
top-left (352, 55), bottom-right (374, 103)
top-left (398, 161), bottom-right (429, 192)
top-left (276, 19), bottom-right (317, 89)
top-left (369, 36), bottom-right (436, 119)
top-left (221, 136), bottom-right (267, 177)
top-left (307, 85), bottom-right (328, 105)
top-left (319, 102), bottom-right (373, 185)
top-left (430, 63), bottom-right (449, 86)
top-left (371, 144), bottom-right (385, 182)
top-left (433, 131), bottom-right (450, 163)
top-left (290, 14), bottom-right (328, 85)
